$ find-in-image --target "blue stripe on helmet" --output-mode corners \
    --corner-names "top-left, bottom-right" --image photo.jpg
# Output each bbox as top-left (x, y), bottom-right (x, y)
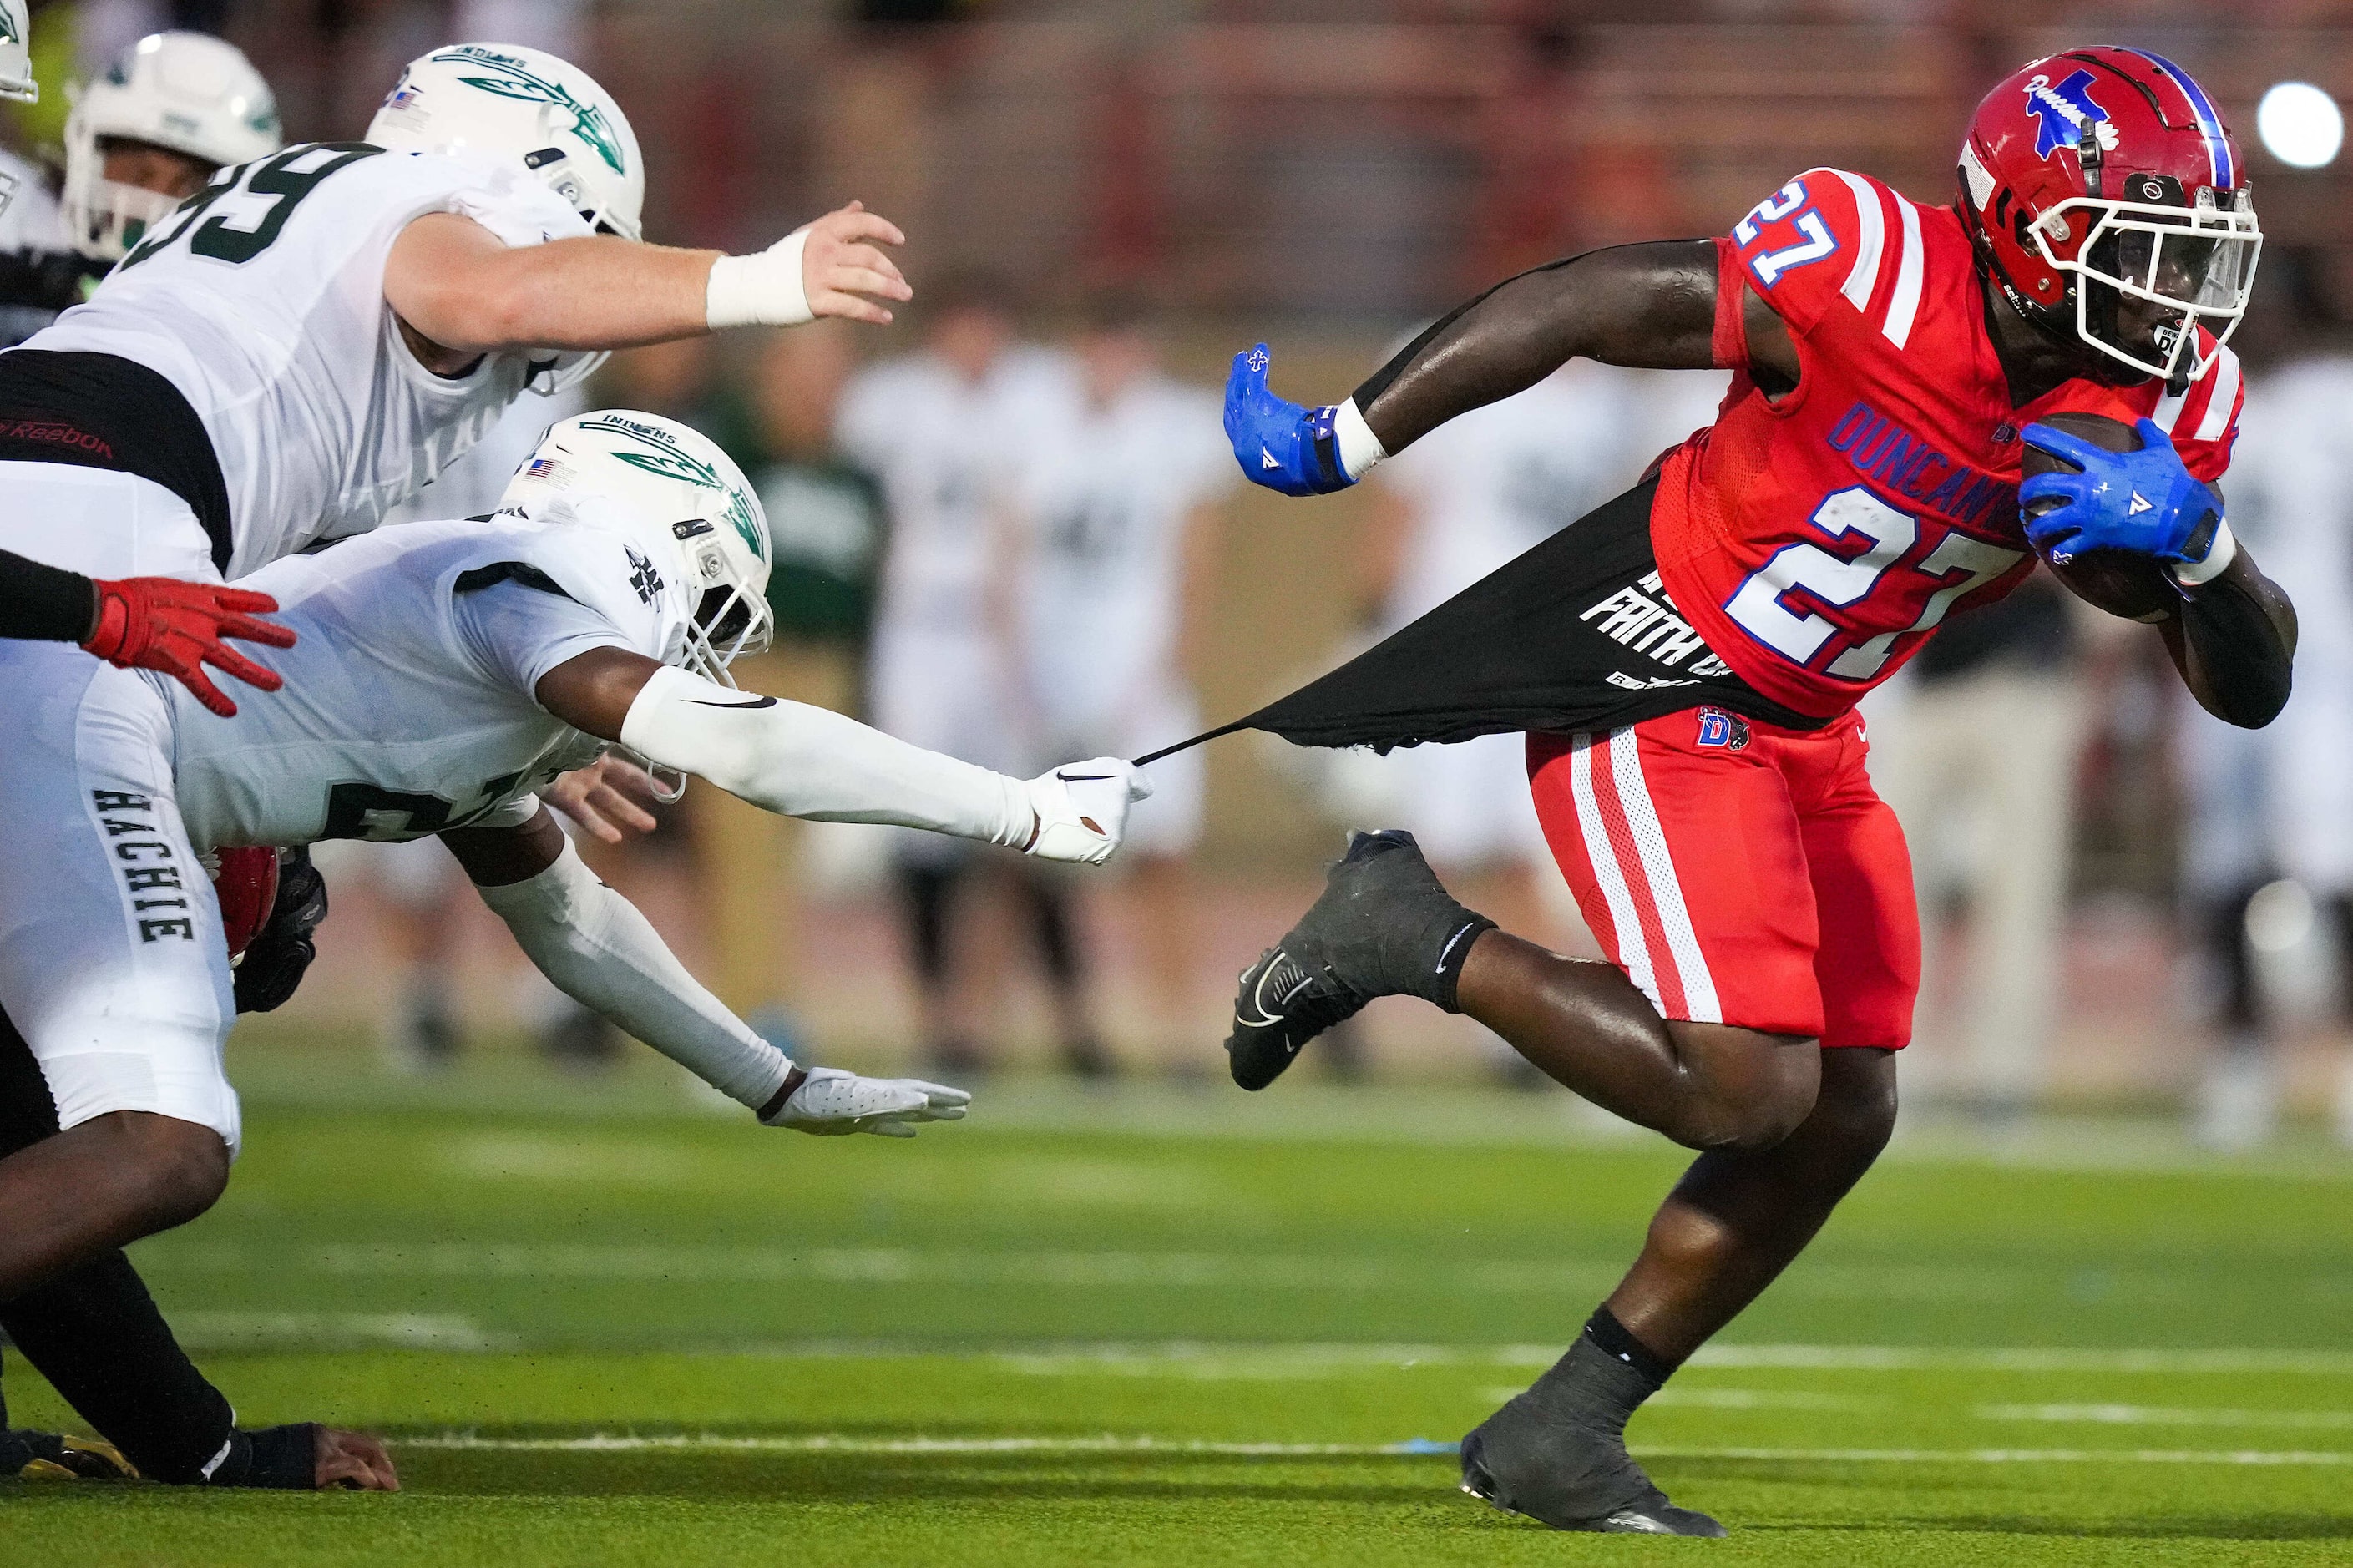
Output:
top-left (2119, 48), bottom-right (2234, 190)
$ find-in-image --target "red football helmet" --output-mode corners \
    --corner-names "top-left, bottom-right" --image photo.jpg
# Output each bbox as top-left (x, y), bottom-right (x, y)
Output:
top-left (208, 846), bottom-right (281, 963)
top-left (1958, 46), bottom-right (2260, 384)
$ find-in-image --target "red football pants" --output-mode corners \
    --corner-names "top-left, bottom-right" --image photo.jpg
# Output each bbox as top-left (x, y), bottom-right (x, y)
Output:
top-left (1526, 708), bottom-right (1918, 1048)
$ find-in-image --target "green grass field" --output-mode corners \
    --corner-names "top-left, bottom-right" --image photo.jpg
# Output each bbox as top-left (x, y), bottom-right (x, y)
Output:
top-left (7, 1040), bottom-right (2353, 1565)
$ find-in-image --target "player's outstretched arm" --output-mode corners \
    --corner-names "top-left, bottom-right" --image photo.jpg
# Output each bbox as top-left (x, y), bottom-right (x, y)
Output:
top-left (1229, 241), bottom-right (1796, 494)
top-left (534, 646), bottom-right (1150, 866)
top-left (443, 807), bottom-right (968, 1136)
top-left (382, 200), bottom-right (910, 357)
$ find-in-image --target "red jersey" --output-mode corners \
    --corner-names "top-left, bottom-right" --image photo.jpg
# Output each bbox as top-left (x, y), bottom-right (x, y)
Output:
top-left (1648, 168), bottom-right (2243, 721)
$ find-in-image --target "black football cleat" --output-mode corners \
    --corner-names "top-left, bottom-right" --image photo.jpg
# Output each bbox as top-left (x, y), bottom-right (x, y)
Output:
top-left (1226, 830), bottom-right (1493, 1091)
top-left (1458, 1392), bottom-right (1724, 1537)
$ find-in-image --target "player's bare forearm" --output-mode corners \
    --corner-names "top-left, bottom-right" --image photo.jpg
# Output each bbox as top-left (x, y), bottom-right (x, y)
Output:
top-left (2159, 545), bottom-right (2296, 729)
top-left (386, 215), bottom-right (716, 353)
top-left (1351, 241), bottom-right (1728, 453)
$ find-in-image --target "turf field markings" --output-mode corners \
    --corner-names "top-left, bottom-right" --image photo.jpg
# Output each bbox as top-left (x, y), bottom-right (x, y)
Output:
top-left (1976, 1403), bottom-right (2353, 1429)
top-left (1688, 1344), bottom-right (2353, 1375)
top-left (131, 1241), bottom-right (2047, 1303)
top-left (395, 1434), bottom-right (1460, 1457)
top-left (170, 1312), bottom-right (513, 1351)
top-left (386, 1432), bottom-right (2353, 1467)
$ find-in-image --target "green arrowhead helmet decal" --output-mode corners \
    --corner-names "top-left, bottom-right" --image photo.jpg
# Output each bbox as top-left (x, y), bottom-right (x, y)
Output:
top-left (585, 416), bottom-right (767, 564)
top-left (433, 46), bottom-right (626, 176)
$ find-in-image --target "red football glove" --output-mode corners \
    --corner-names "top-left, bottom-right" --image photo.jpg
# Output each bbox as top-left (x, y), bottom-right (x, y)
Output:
top-left (82, 577), bottom-right (297, 718)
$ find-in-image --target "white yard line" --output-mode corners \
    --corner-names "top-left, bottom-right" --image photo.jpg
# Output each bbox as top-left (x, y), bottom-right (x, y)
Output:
top-left (387, 1432), bottom-right (2353, 1466)
top-left (1977, 1403), bottom-right (2353, 1429)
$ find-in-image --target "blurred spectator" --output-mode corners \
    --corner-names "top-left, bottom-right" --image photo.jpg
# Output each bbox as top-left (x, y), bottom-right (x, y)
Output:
top-left (1005, 293), bottom-right (1228, 1075)
top-left (680, 321), bottom-right (891, 1046)
top-left (837, 273), bottom-right (1085, 1075)
top-left (1863, 579), bottom-right (2088, 1121)
top-left (2173, 262), bottom-right (2353, 1147)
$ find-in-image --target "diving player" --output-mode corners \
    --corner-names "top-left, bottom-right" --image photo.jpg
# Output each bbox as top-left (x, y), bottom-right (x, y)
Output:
top-left (0, 34), bottom-right (915, 1334)
top-left (0, 38), bottom-right (909, 713)
top-left (1217, 48), bottom-right (2291, 1533)
top-left (0, 409), bottom-right (1147, 1479)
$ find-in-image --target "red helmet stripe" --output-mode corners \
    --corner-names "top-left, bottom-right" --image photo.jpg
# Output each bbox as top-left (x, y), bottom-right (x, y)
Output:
top-left (2115, 47), bottom-right (2234, 189)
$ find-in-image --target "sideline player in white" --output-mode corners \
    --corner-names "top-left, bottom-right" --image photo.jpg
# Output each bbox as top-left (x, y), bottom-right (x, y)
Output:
top-left (0, 39), bottom-right (908, 710)
top-left (0, 408), bottom-right (1150, 1333)
top-left (837, 274), bottom-right (1076, 1072)
top-left (0, 31), bottom-right (281, 349)
top-left (1010, 296), bottom-right (1229, 1070)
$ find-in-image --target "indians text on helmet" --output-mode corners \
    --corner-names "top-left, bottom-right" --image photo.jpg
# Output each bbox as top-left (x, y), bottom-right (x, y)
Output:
top-left (430, 44), bottom-right (626, 175)
top-left (581, 416), bottom-right (767, 564)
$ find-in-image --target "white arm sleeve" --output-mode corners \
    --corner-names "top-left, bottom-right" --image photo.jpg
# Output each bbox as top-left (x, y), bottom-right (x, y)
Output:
top-left (473, 837), bottom-right (790, 1110)
top-left (618, 665), bottom-right (1033, 846)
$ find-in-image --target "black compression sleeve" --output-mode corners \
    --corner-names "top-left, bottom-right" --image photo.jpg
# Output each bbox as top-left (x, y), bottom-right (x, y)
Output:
top-left (0, 549), bottom-right (95, 643)
top-left (2181, 572), bottom-right (2293, 728)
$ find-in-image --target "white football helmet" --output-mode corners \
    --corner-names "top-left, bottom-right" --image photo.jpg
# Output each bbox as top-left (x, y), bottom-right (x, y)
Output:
top-left (367, 42), bottom-right (642, 241)
top-left (0, 0), bottom-right (34, 104)
top-left (498, 409), bottom-right (774, 687)
top-left (62, 32), bottom-right (281, 261)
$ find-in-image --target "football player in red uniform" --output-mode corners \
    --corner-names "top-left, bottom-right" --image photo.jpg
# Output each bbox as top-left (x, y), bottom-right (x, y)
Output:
top-left (1217, 48), bottom-right (2293, 1534)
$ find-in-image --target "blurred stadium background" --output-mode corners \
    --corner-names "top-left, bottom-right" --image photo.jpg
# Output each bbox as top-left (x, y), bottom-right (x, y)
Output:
top-left (13, 0), bottom-right (2346, 1133)
top-left (13, 3), bottom-right (2353, 1559)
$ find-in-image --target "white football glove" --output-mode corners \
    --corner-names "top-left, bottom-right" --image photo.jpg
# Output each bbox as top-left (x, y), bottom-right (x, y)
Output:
top-left (761, 1067), bottom-right (972, 1138)
top-left (1021, 757), bottom-right (1152, 865)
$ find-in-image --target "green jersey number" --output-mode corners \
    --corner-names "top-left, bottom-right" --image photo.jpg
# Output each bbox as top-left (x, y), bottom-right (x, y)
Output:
top-left (120, 144), bottom-right (385, 271)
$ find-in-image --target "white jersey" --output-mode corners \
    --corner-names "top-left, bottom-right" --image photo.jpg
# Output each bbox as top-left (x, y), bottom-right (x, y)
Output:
top-left (165, 513), bottom-right (680, 850)
top-left (0, 148), bottom-right (70, 348)
top-left (1010, 367), bottom-right (1228, 724)
top-left (28, 144), bottom-right (590, 576)
top-left (0, 145), bottom-right (61, 250)
top-left (837, 345), bottom-right (1070, 639)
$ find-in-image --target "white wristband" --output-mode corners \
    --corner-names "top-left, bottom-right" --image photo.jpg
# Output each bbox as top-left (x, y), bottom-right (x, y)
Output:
top-left (705, 226), bottom-right (813, 330)
top-left (2171, 518), bottom-right (2237, 589)
top-left (1333, 397), bottom-right (1388, 481)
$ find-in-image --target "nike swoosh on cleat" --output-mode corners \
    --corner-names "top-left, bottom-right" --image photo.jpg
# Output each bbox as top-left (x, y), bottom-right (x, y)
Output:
top-left (1235, 956), bottom-right (1296, 1029)
top-left (1434, 921), bottom-right (1480, 974)
top-left (685, 695), bottom-right (779, 709)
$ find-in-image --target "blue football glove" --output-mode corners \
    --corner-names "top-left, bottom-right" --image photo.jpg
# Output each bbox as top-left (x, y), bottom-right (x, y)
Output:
top-left (1225, 343), bottom-right (1353, 496)
top-left (2019, 417), bottom-right (2222, 567)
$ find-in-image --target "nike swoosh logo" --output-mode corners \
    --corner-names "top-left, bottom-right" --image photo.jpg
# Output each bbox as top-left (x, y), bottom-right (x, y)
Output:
top-left (1236, 956), bottom-right (1293, 1029)
top-left (1055, 771), bottom-right (1116, 782)
top-left (686, 695), bottom-right (779, 709)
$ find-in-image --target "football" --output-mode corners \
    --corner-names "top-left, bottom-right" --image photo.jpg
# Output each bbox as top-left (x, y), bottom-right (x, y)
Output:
top-left (2022, 411), bottom-right (2180, 623)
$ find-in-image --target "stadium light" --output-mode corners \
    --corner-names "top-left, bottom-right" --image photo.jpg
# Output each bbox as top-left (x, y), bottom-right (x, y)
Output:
top-left (2257, 81), bottom-right (2343, 169)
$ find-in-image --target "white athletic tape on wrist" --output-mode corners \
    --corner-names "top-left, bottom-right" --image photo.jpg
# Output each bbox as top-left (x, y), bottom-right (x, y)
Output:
top-left (2172, 518), bottom-right (2237, 589)
top-left (706, 227), bottom-right (813, 329)
top-left (1333, 397), bottom-right (1387, 481)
